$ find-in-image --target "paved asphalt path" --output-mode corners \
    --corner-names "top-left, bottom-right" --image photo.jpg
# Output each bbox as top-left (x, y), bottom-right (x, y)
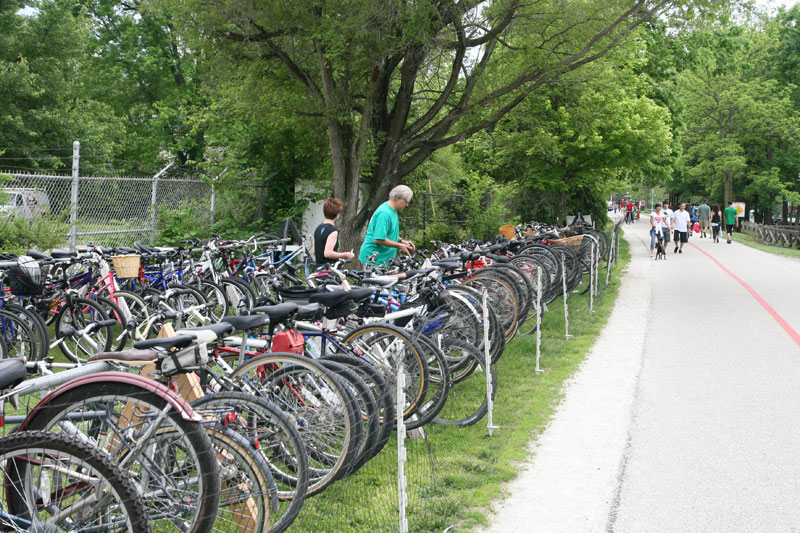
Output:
top-left (481, 216), bottom-right (800, 532)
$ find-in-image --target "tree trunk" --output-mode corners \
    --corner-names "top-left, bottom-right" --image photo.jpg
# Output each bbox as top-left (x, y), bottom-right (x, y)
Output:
top-left (723, 171), bottom-right (733, 205)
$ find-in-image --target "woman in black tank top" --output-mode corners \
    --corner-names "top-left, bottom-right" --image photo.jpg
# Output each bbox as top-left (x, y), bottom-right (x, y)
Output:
top-left (313, 198), bottom-right (355, 265)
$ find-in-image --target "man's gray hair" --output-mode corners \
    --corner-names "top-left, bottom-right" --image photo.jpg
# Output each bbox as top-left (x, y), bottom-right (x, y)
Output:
top-left (389, 185), bottom-right (413, 202)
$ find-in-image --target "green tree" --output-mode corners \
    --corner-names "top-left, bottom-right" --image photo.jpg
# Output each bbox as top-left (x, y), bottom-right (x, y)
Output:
top-left (176, 0), bottom-right (713, 247)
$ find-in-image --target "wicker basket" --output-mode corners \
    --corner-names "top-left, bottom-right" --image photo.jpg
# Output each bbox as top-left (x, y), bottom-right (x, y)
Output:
top-left (550, 235), bottom-right (584, 254)
top-left (111, 254), bottom-right (141, 278)
top-left (499, 225), bottom-right (517, 240)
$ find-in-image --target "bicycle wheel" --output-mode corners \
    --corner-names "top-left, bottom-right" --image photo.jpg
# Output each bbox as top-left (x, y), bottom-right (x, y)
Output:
top-left (340, 323), bottom-right (429, 421)
top-left (53, 297), bottom-right (114, 363)
top-left (403, 333), bottom-right (451, 430)
top-left (432, 339), bottom-right (496, 427)
top-left (230, 353), bottom-right (359, 496)
top-left (462, 272), bottom-right (520, 340)
top-left (109, 289), bottom-right (151, 347)
top-left (318, 359), bottom-right (379, 476)
top-left (320, 354), bottom-right (395, 461)
top-left (164, 285), bottom-right (209, 329)
top-left (195, 280), bottom-right (229, 323)
top-left (207, 426), bottom-right (275, 533)
top-left (1, 430), bottom-right (151, 532)
top-left (93, 295), bottom-right (128, 351)
top-left (220, 278), bottom-right (255, 315)
top-left (0, 308), bottom-right (37, 361)
top-left (3, 303), bottom-right (48, 361)
top-left (191, 391), bottom-right (309, 532)
top-left (24, 381), bottom-right (220, 533)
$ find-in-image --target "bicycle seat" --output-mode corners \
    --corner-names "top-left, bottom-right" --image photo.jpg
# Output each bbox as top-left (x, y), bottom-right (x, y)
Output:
top-left (133, 335), bottom-right (195, 351)
top-left (26, 249), bottom-right (52, 261)
top-left (176, 322), bottom-right (235, 343)
top-left (458, 251), bottom-right (478, 262)
top-left (360, 277), bottom-right (398, 288)
top-left (134, 242), bottom-right (158, 254)
top-left (249, 302), bottom-right (299, 325)
top-left (433, 261), bottom-right (460, 272)
top-left (348, 287), bottom-right (375, 303)
top-left (295, 303), bottom-right (324, 321)
top-left (87, 349), bottom-right (158, 365)
top-left (221, 314), bottom-right (271, 333)
top-left (0, 359), bottom-right (27, 390)
top-left (117, 246), bottom-right (138, 254)
top-left (309, 289), bottom-right (354, 309)
top-left (51, 249), bottom-right (77, 259)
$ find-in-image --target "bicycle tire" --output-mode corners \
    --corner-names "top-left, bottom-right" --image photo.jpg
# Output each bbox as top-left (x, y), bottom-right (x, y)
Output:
top-left (191, 391), bottom-right (309, 533)
top-left (1, 430), bottom-right (151, 533)
top-left (24, 381), bottom-right (220, 533)
top-left (0, 307), bottom-right (38, 361)
top-left (432, 339), bottom-right (497, 428)
top-left (230, 353), bottom-right (359, 496)
top-left (54, 297), bottom-right (114, 363)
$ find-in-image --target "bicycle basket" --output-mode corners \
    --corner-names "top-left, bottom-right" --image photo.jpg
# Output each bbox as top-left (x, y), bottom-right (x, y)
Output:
top-left (6, 255), bottom-right (45, 296)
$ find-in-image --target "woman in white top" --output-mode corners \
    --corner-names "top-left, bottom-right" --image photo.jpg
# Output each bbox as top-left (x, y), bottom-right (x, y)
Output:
top-left (649, 204), bottom-right (666, 257)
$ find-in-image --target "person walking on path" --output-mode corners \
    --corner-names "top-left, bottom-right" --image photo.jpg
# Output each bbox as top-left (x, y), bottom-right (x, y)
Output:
top-left (723, 201), bottom-right (739, 244)
top-left (312, 198), bottom-right (355, 266)
top-left (649, 204), bottom-right (666, 257)
top-left (697, 200), bottom-right (711, 238)
top-left (672, 202), bottom-right (691, 254)
top-left (710, 204), bottom-right (722, 243)
top-left (625, 201), bottom-right (634, 224)
top-left (661, 201), bottom-right (674, 248)
top-left (358, 185), bottom-right (416, 266)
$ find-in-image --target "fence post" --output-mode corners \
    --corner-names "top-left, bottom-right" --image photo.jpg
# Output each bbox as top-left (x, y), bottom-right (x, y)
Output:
top-left (482, 289), bottom-right (498, 436)
top-left (396, 359), bottom-right (408, 533)
top-left (69, 141), bottom-right (80, 250)
top-left (562, 253), bottom-right (572, 339)
top-left (535, 267), bottom-right (543, 373)
top-left (149, 162), bottom-right (174, 244)
top-left (210, 167), bottom-right (227, 228)
top-left (422, 192), bottom-right (428, 246)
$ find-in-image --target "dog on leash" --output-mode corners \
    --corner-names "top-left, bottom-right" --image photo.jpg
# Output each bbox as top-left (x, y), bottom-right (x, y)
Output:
top-left (654, 239), bottom-right (667, 260)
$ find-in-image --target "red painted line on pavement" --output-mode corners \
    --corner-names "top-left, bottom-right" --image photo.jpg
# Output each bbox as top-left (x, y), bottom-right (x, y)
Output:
top-left (689, 242), bottom-right (800, 347)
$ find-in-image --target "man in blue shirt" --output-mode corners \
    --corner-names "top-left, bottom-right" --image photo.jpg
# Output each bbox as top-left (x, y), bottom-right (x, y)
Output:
top-left (359, 185), bottom-right (416, 266)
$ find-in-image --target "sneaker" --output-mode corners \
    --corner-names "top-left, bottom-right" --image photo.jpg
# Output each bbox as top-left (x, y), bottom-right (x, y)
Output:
top-left (679, 249), bottom-right (682, 254)
top-left (727, 239), bottom-right (731, 244)
top-left (674, 246), bottom-right (678, 254)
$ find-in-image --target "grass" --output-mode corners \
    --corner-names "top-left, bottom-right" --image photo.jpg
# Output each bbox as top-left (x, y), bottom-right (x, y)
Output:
top-left (291, 237), bottom-right (632, 532)
top-left (732, 231), bottom-right (800, 259)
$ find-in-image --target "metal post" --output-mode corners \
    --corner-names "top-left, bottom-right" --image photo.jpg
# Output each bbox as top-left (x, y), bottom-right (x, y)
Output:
top-left (422, 192), bottom-right (427, 246)
top-left (210, 167), bottom-right (227, 228)
top-left (69, 141), bottom-right (80, 250)
top-left (562, 253), bottom-right (572, 339)
top-left (535, 267), bottom-right (543, 373)
top-left (149, 162), bottom-right (174, 244)
top-left (589, 242), bottom-right (595, 314)
top-left (396, 361), bottom-right (408, 533)
top-left (482, 289), bottom-right (498, 436)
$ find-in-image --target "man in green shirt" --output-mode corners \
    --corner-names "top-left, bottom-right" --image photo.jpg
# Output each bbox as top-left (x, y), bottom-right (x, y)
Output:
top-left (359, 185), bottom-right (416, 266)
top-left (723, 201), bottom-right (738, 244)
top-left (697, 200), bottom-right (711, 239)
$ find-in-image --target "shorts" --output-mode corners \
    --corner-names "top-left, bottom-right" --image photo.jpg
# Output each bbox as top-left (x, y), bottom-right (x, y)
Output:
top-left (673, 230), bottom-right (688, 243)
top-left (726, 224), bottom-right (734, 234)
top-left (700, 219), bottom-right (709, 229)
top-left (661, 229), bottom-right (671, 242)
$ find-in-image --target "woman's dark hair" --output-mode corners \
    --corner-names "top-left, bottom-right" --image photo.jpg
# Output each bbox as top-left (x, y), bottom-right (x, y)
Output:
top-left (654, 203), bottom-right (661, 209)
top-left (323, 197), bottom-right (344, 219)
top-left (712, 204), bottom-right (719, 213)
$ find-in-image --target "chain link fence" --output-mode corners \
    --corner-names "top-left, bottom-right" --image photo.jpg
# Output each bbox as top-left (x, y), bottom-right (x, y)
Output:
top-left (0, 142), bottom-right (276, 249)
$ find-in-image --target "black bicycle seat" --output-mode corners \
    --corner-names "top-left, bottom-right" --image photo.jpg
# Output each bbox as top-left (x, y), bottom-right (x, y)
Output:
top-left (0, 359), bottom-right (27, 390)
top-left (51, 249), bottom-right (77, 259)
top-left (309, 289), bottom-right (354, 309)
top-left (295, 303), bottom-right (324, 321)
top-left (249, 302), bottom-right (299, 325)
top-left (26, 249), bottom-right (52, 261)
top-left (133, 335), bottom-right (195, 351)
top-left (178, 322), bottom-right (235, 338)
top-left (221, 314), bottom-right (271, 333)
top-left (433, 261), bottom-right (460, 272)
top-left (348, 287), bottom-right (375, 303)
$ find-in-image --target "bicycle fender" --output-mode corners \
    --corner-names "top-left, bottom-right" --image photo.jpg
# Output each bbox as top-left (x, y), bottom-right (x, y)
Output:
top-left (19, 371), bottom-right (202, 428)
